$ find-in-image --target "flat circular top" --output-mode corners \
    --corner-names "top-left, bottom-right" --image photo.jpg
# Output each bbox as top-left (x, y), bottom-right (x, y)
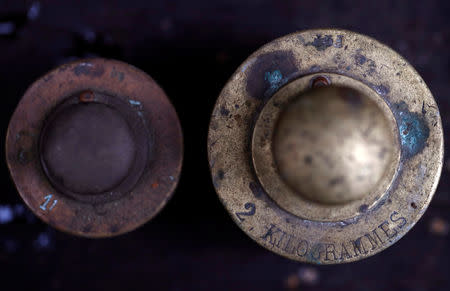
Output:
top-left (41, 103), bottom-right (136, 194)
top-left (6, 58), bottom-right (183, 238)
top-left (273, 86), bottom-right (396, 204)
top-left (208, 29), bottom-right (443, 264)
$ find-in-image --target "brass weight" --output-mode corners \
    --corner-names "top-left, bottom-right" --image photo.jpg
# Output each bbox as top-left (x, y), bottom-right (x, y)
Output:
top-left (6, 59), bottom-right (183, 237)
top-left (208, 29), bottom-right (443, 264)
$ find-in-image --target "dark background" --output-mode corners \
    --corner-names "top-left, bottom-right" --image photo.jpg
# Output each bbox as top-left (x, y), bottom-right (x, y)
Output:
top-left (0, 0), bottom-right (449, 290)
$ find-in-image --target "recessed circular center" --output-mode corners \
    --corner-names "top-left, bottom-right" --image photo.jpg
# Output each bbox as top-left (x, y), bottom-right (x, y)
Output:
top-left (273, 86), bottom-right (395, 204)
top-left (41, 102), bottom-right (136, 195)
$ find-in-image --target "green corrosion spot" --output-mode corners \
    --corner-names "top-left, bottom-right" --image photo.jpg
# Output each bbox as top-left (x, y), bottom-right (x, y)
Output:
top-left (264, 70), bottom-right (287, 97)
top-left (265, 70), bottom-right (282, 87)
top-left (397, 104), bottom-right (429, 157)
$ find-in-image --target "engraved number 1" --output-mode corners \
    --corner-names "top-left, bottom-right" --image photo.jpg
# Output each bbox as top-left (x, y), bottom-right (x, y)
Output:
top-left (40, 194), bottom-right (58, 211)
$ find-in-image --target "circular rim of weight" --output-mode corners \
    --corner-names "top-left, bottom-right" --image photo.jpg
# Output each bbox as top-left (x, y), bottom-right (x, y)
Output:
top-left (207, 29), bottom-right (443, 264)
top-left (6, 58), bottom-right (183, 238)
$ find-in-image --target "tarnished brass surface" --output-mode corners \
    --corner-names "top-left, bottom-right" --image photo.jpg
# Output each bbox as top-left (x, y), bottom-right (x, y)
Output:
top-left (208, 29), bottom-right (443, 264)
top-left (273, 86), bottom-right (395, 205)
top-left (6, 58), bottom-right (183, 238)
top-left (252, 74), bottom-right (401, 222)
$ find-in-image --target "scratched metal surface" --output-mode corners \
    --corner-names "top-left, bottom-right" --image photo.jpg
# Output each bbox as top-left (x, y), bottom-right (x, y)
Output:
top-left (0, 0), bottom-right (449, 290)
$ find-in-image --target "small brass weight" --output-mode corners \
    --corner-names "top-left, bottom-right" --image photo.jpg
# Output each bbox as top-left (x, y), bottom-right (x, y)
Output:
top-left (208, 29), bottom-right (443, 264)
top-left (6, 59), bottom-right (183, 237)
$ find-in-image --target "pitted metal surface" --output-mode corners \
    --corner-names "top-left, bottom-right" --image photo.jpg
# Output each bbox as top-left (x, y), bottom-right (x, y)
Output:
top-left (6, 58), bottom-right (183, 237)
top-left (208, 29), bottom-right (443, 264)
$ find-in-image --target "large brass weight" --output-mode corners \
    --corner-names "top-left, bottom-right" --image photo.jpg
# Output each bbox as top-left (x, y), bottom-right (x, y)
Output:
top-left (208, 29), bottom-right (443, 264)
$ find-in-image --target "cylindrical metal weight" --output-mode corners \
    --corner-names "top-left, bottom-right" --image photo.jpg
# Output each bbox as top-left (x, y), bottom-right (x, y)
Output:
top-left (208, 29), bottom-right (443, 264)
top-left (6, 58), bottom-right (183, 238)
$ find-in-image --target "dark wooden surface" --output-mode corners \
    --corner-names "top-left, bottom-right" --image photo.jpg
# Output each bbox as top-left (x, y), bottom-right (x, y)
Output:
top-left (0, 1), bottom-right (449, 290)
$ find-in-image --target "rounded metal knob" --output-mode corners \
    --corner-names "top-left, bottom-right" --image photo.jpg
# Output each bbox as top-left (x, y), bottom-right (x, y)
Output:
top-left (208, 29), bottom-right (443, 264)
top-left (273, 86), bottom-right (396, 205)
